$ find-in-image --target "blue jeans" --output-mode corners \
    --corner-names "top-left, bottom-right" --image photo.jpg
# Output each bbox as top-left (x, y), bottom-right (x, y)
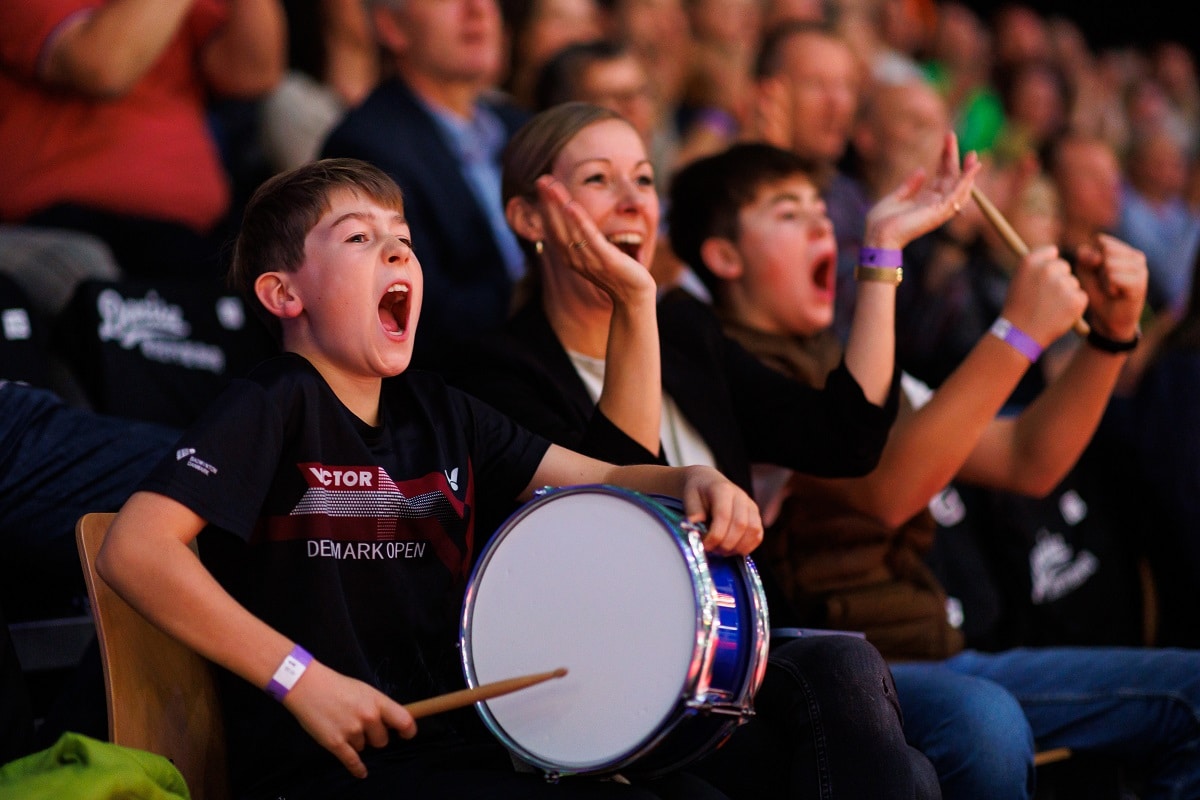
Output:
top-left (892, 648), bottom-right (1200, 800)
top-left (0, 381), bottom-right (178, 617)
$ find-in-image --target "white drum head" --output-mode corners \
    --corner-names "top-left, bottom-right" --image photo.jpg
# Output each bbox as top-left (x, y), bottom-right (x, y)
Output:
top-left (464, 489), bottom-right (700, 771)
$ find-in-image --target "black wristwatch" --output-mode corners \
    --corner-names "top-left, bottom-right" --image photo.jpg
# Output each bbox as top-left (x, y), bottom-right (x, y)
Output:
top-left (1085, 327), bottom-right (1140, 353)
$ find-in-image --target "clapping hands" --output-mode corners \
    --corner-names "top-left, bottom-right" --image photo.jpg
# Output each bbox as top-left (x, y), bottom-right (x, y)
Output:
top-left (864, 133), bottom-right (981, 250)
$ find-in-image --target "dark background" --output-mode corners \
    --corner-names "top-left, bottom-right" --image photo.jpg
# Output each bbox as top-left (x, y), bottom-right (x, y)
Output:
top-left (961, 0), bottom-right (1196, 62)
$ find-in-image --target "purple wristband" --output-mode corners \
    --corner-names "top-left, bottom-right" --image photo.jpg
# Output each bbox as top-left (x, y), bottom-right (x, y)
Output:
top-left (990, 317), bottom-right (1043, 362)
top-left (266, 644), bottom-right (313, 702)
top-left (859, 247), bottom-right (903, 267)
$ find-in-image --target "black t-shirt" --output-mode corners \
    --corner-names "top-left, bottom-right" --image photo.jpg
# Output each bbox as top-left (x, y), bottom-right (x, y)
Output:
top-left (139, 354), bottom-right (550, 789)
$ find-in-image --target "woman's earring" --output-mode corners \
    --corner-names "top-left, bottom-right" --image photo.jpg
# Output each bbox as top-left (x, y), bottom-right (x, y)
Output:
top-left (535, 240), bottom-right (544, 255)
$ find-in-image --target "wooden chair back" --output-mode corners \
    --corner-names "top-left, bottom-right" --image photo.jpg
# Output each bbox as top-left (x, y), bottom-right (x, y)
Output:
top-left (75, 512), bottom-right (229, 800)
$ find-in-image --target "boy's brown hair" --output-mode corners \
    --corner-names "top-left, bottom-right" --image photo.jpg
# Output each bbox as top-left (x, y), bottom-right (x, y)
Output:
top-left (668, 142), bottom-right (817, 300)
top-left (230, 158), bottom-right (406, 342)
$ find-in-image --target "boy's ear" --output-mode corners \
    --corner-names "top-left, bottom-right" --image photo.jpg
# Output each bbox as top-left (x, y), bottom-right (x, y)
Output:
top-left (699, 237), bottom-right (744, 281)
top-left (506, 195), bottom-right (546, 244)
top-left (372, 5), bottom-right (409, 57)
top-left (254, 272), bottom-right (303, 320)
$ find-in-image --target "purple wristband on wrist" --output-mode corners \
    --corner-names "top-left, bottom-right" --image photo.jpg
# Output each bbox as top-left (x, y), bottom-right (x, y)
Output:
top-left (859, 247), bottom-right (903, 267)
top-left (990, 317), bottom-right (1043, 362)
top-left (266, 644), bottom-right (313, 702)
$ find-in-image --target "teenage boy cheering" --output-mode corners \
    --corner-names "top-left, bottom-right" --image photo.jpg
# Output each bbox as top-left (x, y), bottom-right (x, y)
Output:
top-left (669, 142), bottom-right (1200, 800)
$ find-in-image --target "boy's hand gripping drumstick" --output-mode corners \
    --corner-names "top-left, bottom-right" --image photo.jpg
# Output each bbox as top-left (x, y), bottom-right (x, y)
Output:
top-left (406, 668), bottom-right (568, 719)
top-left (970, 186), bottom-right (1090, 337)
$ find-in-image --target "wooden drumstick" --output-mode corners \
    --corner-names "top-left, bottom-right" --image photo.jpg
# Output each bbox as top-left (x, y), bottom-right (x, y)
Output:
top-left (406, 668), bottom-right (568, 719)
top-left (970, 186), bottom-right (1090, 337)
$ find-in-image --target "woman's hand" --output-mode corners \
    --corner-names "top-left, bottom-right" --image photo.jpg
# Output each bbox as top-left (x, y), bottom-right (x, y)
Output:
top-left (535, 175), bottom-right (657, 307)
top-left (679, 466), bottom-right (764, 557)
top-left (284, 660), bottom-right (416, 779)
top-left (864, 132), bottom-right (981, 250)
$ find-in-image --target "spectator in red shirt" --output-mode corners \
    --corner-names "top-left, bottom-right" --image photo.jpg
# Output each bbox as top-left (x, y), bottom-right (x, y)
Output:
top-left (0, 0), bottom-right (285, 279)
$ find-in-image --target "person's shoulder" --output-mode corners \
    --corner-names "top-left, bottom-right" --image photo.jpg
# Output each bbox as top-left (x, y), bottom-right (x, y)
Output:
top-left (658, 286), bottom-right (708, 308)
top-left (479, 90), bottom-right (531, 135)
top-left (384, 368), bottom-right (500, 430)
top-left (657, 287), bottom-right (722, 334)
top-left (167, 356), bottom-right (315, 454)
top-left (323, 78), bottom-right (425, 153)
top-left (385, 366), bottom-right (448, 394)
top-left (446, 304), bottom-right (552, 367)
top-left (415, 328), bottom-right (535, 390)
top-left (384, 367), bottom-right (471, 411)
top-left (247, 351), bottom-right (318, 384)
top-left (238, 352), bottom-right (332, 408)
top-left (344, 77), bottom-right (417, 113)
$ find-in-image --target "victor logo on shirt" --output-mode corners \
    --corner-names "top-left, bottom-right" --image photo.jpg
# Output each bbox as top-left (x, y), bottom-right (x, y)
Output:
top-left (307, 466), bottom-right (375, 488)
top-left (266, 463), bottom-right (472, 576)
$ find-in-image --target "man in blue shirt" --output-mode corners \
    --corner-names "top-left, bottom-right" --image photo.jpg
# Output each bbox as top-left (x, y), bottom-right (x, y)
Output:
top-left (323, 0), bottom-right (528, 359)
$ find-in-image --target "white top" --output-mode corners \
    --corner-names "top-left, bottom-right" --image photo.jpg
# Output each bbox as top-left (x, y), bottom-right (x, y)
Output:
top-left (567, 350), bottom-right (716, 470)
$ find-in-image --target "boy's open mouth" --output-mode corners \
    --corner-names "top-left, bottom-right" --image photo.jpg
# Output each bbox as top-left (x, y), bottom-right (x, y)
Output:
top-left (379, 283), bottom-right (411, 336)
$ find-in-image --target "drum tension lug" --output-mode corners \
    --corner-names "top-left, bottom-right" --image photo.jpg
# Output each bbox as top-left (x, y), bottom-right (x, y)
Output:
top-left (543, 770), bottom-right (562, 784)
top-left (688, 699), bottom-right (755, 718)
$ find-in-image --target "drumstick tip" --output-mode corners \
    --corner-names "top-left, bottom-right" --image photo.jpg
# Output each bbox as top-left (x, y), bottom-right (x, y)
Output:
top-left (552, 667), bottom-right (568, 678)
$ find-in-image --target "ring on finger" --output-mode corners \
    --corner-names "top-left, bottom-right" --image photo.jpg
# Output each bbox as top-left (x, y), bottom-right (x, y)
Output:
top-left (570, 239), bottom-right (588, 250)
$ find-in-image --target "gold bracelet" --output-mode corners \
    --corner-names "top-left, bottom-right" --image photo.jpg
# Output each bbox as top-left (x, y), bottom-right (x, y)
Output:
top-left (854, 265), bottom-right (903, 285)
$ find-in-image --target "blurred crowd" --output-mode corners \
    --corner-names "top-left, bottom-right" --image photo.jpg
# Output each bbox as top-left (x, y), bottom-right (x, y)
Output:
top-left (4, 0), bottom-right (1200, 792)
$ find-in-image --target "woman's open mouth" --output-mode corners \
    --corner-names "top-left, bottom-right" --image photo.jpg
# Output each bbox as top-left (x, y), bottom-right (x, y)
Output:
top-left (607, 232), bottom-right (645, 262)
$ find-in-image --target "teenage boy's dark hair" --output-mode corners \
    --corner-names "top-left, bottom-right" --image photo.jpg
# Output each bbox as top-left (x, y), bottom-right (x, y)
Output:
top-left (668, 142), bottom-right (816, 299)
top-left (229, 158), bottom-right (405, 343)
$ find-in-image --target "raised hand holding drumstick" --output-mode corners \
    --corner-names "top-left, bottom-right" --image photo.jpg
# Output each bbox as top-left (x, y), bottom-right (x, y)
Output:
top-left (971, 186), bottom-right (1091, 337)
top-left (994, 245), bottom-right (1089, 357)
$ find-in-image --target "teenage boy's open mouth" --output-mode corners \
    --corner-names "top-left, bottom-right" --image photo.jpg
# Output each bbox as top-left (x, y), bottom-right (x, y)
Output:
top-left (811, 250), bottom-right (836, 293)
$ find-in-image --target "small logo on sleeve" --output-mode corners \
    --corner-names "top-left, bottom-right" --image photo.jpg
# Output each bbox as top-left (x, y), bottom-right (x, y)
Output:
top-left (176, 448), bottom-right (218, 476)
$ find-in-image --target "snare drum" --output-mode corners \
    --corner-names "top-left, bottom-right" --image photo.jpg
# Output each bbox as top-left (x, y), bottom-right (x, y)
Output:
top-left (460, 485), bottom-right (769, 780)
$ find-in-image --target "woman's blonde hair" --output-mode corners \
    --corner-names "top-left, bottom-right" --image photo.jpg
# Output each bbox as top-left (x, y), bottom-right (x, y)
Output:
top-left (503, 103), bottom-right (625, 252)
top-left (501, 102), bottom-right (628, 308)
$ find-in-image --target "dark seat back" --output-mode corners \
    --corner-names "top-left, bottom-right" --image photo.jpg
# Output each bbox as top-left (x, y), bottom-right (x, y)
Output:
top-left (58, 278), bottom-right (275, 426)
